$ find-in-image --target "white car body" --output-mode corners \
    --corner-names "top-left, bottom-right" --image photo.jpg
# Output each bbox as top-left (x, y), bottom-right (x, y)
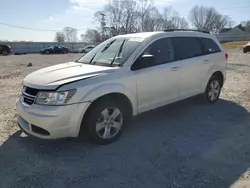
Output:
top-left (16, 31), bottom-right (227, 140)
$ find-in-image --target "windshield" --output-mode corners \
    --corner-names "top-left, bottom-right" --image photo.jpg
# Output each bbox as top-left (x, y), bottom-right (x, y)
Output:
top-left (76, 37), bottom-right (143, 67)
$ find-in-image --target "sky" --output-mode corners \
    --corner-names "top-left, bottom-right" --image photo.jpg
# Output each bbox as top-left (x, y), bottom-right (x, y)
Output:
top-left (0, 0), bottom-right (249, 41)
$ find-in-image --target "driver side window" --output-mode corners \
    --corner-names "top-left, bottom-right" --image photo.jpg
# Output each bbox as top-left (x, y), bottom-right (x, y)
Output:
top-left (142, 38), bottom-right (175, 66)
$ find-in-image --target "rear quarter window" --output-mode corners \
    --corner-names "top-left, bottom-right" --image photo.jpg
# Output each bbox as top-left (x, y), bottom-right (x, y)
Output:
top-left (199, 38), bottom-right (221, 54)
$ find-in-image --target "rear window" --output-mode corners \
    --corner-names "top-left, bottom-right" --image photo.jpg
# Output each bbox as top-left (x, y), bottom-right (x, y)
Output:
top-left (172, 37), bottom-right (203, 60)
top-left (200, 38), bottom-right (221, 54)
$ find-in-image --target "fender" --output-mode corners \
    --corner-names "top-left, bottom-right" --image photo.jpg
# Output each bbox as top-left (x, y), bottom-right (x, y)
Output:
top-left (81, 83), bottom-right (138, 115)
top-left (202, 65), bottom-right (226, 92)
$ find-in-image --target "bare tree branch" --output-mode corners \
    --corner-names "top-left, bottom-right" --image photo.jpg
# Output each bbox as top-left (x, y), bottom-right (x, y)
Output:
top-left (189, 5), bottom-right (233, 33)
top-left (54, 32), bottom-right (65, 42)
top-left (63, 27), bottom-right (78, 42)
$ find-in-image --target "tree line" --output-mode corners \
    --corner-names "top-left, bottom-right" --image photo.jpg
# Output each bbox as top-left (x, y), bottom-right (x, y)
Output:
top-left (55, 0), bottom-right (249, 43)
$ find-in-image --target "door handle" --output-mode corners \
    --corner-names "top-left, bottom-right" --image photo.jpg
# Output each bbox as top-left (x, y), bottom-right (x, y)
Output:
top-left (204, 60), bottom-right (209, 64)
top-left (171, 66), bottom-right (180, 71)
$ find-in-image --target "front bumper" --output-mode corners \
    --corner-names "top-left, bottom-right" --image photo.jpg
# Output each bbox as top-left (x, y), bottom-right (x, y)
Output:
top-left (16, 99), bottom-right (90, 139)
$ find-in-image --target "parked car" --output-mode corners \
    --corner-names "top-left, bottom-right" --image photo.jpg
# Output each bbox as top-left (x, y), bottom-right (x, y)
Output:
top-left (243, 41), bottom-right (250, 53)
top-left (16, 29), bottom-right (227, 144)
top-left (0, 44), bottom-right (12, 55)
top-left (40, 45), bottom-right (69, 54)
top-left (78, 46), bottom-right (95, 53)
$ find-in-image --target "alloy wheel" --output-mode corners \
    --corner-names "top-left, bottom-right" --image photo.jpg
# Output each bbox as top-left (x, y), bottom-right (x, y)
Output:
top-left (208, 80), bottom-right (220, 101)
top-left (95, 107), bottom-right (123, 139)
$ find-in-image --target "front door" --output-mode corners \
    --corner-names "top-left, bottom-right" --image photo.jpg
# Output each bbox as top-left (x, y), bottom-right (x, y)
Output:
top-left (132, 37), bottom-right (181, 113)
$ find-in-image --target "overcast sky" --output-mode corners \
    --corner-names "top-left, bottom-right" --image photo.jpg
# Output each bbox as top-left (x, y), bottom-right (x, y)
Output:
top-left (1, 0), bottom-right (250, 41)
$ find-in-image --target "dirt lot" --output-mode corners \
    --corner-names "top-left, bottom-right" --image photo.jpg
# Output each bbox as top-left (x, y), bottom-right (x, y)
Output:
top-left (0, 51), bottom-right (250, 188)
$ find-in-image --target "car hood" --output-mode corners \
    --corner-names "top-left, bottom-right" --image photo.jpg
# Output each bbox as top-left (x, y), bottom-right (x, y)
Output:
top-left (23, 62), bottom-right (117, 90)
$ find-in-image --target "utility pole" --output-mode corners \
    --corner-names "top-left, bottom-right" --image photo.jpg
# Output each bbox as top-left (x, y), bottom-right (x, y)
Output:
top-left (100, 13), bottom-right (106, 41)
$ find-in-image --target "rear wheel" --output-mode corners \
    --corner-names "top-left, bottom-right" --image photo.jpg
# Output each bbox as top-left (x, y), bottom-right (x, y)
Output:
top-left (81, 99), bottom-right (128, 144)
top-left (205, 76), bottom-right (221, 104)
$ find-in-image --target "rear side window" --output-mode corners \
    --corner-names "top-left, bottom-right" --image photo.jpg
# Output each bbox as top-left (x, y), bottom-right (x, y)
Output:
top-left (200, 38), bottom-right (221, 54)
top-left (172, 37), bottom-right (203, 60)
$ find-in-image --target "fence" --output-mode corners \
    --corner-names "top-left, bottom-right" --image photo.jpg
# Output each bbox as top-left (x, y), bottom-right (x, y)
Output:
top-left (215, 32), bottom-right (250, 43)
top-left (0, 42), bottom-right (98, 53)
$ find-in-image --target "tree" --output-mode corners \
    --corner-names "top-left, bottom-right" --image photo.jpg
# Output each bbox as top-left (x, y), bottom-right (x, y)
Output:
top-left (82, 29), bottom-right (102, 43)
top-left (173, 17), bottom-right (189, 29)
top-left (91, 0), bottom-right (190, 35)
top-left (137, 0), bottom-right (155, 31)
top-left (158, 7), bottom-right (189, 30)
top-left (189, 5), bottom-right (233, 33)
top-left (54, 32), bottom-right (65, 42)
top-left (94, 0), bottom-right (139, 37)
top-left (241, 20), bottom-right (250, 31)
top-left (142, 7), bottom-right (162, 31)
top-left (63, 27), bottom-right (78, 42)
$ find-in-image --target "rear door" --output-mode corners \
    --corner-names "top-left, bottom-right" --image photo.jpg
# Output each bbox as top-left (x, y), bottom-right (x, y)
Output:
top-left (172, 37), bottom-right (205, 97)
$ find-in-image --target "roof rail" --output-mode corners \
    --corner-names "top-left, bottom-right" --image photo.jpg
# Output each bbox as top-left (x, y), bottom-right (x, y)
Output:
top-left (164, 29), bottom-right (210, 34)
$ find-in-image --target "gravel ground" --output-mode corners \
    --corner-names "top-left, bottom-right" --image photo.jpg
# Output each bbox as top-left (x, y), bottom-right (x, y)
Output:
top-left (0, 51), bottom-right (250, 188)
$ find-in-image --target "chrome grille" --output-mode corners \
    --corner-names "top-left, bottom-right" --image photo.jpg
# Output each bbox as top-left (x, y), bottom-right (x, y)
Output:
top-left (21, 86), bottom-right (39, 106)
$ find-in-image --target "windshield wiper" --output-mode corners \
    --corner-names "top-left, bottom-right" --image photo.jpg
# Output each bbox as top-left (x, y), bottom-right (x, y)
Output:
top-left (91, 39), bottom-right (116, 65)
top-left (88, 52), bottom-right (97, 64)
top-left (110, 40), bottom-right (125, 67)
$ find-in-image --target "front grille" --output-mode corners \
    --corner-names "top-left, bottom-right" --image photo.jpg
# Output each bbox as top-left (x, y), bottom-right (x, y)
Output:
top-left (23, 95), bottom-right (35, 105)
top-left (21, 86), bottom-right (39, 106)
top-left (24, 87), bottom-right (39, 96)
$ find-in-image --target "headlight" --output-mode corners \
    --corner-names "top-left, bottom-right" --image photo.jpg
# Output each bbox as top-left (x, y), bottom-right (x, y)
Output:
top-left (35, 89), bottom-right (76, 105)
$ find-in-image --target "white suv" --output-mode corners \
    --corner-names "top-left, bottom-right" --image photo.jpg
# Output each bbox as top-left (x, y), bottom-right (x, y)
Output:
top-left (16, 30), bottom-right (227, 144)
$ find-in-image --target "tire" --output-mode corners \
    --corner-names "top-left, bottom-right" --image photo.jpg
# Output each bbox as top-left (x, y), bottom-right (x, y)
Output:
top-left (80, 99), bottom-right (128, 145)
top-left (204, 75), bottom-right (222, 104)
top-left (45, 50), bottom-right (50, 54)
top-left (243, 48), bottom-right (247, 53)
top-left (2, 51), bottom-right (8, 55)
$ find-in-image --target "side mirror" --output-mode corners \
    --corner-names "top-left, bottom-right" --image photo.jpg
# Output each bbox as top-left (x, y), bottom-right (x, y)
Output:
top-left (131, 54), bottom-right (155, 71)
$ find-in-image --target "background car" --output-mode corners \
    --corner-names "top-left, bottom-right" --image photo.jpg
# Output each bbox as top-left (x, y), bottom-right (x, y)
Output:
top-left (243, 41), bottom-right (250, 53)
top-left (0, 44), bottom-right (12, 55)
top-left (40, 45), bottom-right (69, 54)
top-left (78, 46), bottom-right (95, 53)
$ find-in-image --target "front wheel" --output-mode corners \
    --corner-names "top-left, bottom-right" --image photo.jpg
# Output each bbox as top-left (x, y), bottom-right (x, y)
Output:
top-left (81, 99), bottom-right (127, 144)
top-left (205, 76), bottom-right (222, 104)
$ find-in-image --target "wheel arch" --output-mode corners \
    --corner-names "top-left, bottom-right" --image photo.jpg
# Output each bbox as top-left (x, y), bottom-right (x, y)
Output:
top-left (203, 66), bottom-right (226, 92)
top-left (78, 92), bottom-right (134, 137)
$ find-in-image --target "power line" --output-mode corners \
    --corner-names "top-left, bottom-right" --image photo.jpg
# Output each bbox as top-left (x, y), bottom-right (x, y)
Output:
top-left (0, 23), bottom-right (88, 32)
top-left (0, 23), bottom-right (59, 32)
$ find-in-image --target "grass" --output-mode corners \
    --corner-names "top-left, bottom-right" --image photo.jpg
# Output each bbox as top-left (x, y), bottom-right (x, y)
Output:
top-left (221, 41), bottom-right (249, 49)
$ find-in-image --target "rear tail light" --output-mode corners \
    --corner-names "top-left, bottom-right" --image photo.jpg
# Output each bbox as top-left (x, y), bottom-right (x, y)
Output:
top-left (225, 52), bottom-right (228, 61)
